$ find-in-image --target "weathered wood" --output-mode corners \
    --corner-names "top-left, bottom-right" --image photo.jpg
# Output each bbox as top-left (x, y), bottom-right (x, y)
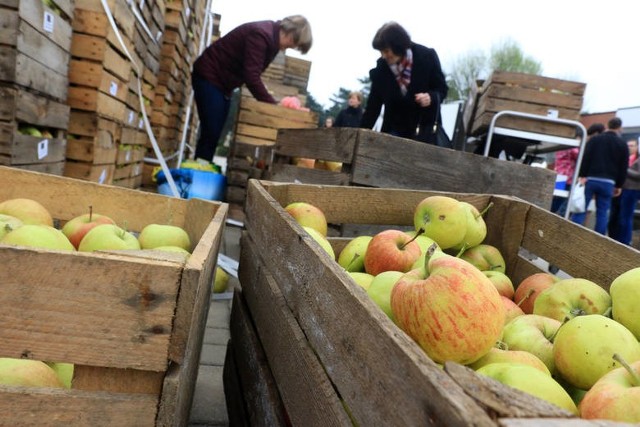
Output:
top-left (0, 125), bottom-right (67, 165)
top-left (275, 128), bottom-right (357, 163)
top-left (268, 164), bottom-right (351, 185)
top-left (223, 342), bottom-right (250, 427)
top-left (0, 46), bottom-right (68, 101)
top-left (0, 85), bottom-right (70, 128)
top-left (63, 161), bottom-right (115, 184)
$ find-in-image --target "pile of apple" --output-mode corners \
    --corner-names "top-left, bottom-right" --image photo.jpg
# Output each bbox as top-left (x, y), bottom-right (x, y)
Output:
top-left (284, 197), bottom-right (640, 423)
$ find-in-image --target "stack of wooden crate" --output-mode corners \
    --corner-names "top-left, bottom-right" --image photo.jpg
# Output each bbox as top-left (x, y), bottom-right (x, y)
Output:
top-left (0, 0), bottom-right (74, 175)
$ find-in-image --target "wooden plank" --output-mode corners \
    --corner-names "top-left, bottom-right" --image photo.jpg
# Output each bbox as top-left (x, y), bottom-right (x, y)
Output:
top-left (63, 161), bottom-right (115, 184)
top-left (70, 34), bottom-right (131, 82)
top-left (0, 126), bottom-right (66, 164)
top-left (239, 235), bottom-right (352, 426)
top-left (244, 181), bottom-right (499, 426)
top-left (68, 60), bottom-right (129, 103)
top-left (67, 87), bottom-right (127, 122)
top-left (74, 0), bottom-right (136, 39)
top-left (268, 164), bottom-right (350, 186)
top-left (223, 342), bottom-right (251, 427)
top-left (479, 85), bottom-right (583, 111)
top-left (483, 71), bottom-right (586, 96)
top-left (0, 85), bottom-right (70, 129)
top-left (229, 291), bottom-right (288, 426)
top-left (73, 366), bottom-right (164, 394)
top-left (0, 47), bottom-right (68, 101)
top-left (471, 113), bottom-right (578, 138)
top-left (274, 128), bottom-right (357, 163)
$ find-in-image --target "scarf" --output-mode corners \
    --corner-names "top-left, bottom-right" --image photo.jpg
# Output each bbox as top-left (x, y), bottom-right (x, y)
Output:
top-left (389, 48), bottom-right (413, 95)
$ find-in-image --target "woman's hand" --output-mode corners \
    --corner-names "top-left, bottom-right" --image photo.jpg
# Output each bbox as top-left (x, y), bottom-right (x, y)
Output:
top-left (414, 92), bottom-right (431, 107)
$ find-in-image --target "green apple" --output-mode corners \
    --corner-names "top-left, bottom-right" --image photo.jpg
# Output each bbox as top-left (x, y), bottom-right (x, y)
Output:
top-left (514, 272), bottom-right (559, 314)
top-left (501, 314), bottom-right (561, 374)
top-left (0, 214), bottom-right (23, 239)
top-left (364, 229), bottom-right (421, 276)
top-left (138, 224), bottom-right (191, 252)
top-left (1, 224), bottom-right (74, 251)
top-left (348, 272), bottom-right (375, 291)
top-left (285, 202), bottom-right (328, 236)
top-left (391, 249), bottom-right (505, 365)
top-left (78, 224), bottom-right (141, 252)
top-left (303, 226), bottom-right (335, 259)
top-left (610, 267), bottom-right (640, 340)
top-left (533, 278), bottom-right (611, 322)
top-left (0, 198), bottom-right (53, 226)
top-left (468, 347), bottom-right (550, 375)
top-left (213, 266), bottom-right (229, 293)
top-left (367, 270), bottom-right (404, 322)
top-left (579, 354), bottom-right (640, 422)
top-left (337, 235), bottom-right (372, 272)
top-left (0, 358), bottom-right (64, 388)
top-left (483, 270), bottom-right (514, 299)
top-left (413, 195), bottom-right (467, 250)
top-left (45, 362), bottom-right (74, 389)
top-left (553, 314), bottom-right (640, 390)
top-left (451, 201), bottom-right (488, 250)
top-left (459, 244), bottom-right (506, 273)
top-left (62, 209), bottom-right (116, 249)
top-left (476, 362), bottom-right (578, 415)
top-left (404, 231), bottom-right (440, 254)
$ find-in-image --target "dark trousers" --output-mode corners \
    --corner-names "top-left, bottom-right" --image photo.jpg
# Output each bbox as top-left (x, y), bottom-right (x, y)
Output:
top-left (192, 73), bottom-right (230, 162)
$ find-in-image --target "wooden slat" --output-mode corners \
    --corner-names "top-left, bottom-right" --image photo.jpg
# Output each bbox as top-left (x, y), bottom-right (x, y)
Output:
top-left (275, 128), bottom-right (357, 163)
top-left (0, 47), bottom-right (68, 101)
top-left (268, 164), bottom-right (350, 186)
top-left (223, 342), bottom-right (250, 427)
top-left (0, 85), bottom-right (70, 128)
top-left (0, 128), bottom-right (67, 164)
top-left (482, 71), bottom-right (586, 96)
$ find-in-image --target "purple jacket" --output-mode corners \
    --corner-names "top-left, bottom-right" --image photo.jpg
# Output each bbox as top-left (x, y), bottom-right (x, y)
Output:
top-left (193, 20), bottom-right (280, 103)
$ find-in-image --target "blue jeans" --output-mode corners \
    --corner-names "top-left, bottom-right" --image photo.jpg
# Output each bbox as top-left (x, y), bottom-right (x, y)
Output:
top-left (192, 73), bottom-right (230, 162)
top-left (617, 189), bottom-right (640, 245)
top-left (571, 179), bottom-right (614, 235)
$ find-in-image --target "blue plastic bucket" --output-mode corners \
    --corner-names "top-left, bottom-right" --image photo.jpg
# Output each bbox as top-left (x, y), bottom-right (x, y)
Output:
top-left (156, 168), bottom-right (226, 201)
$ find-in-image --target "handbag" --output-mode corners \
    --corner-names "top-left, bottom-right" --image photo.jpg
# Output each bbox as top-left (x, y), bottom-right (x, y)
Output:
top-left (568, 182), bottom-right (586, 213)
top-left (433, 120), bottom-right (452, 149)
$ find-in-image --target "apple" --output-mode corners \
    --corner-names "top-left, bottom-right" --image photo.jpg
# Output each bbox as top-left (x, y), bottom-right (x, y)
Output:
top-left (45, 362), bottom-right (74, 389)
top-left (451, 201), bottom-right (488, 250)
top-left (404, 231), bottom-right (440, 254)
top-left (367, 270), bottom-right (404, 322)
top-left (610, 267), bottom-right (640, 340)
top-left (363, 229), bottom-right (421, 276)
top-left (501, 296), bottom-right (525, 325)
top-left (213, 266), bottom-right (229, 293)
top-left (138, 223), bottom-right (191, 252)
top-left (468, 347), bottom-right (551, 375)
top-left (348, 272), bottom-right (375, 291)
top-left (501, 314), bottom-right (562, 374)
top-left (553, 314), bottom-right (640, 390)
top-left (152, 246), bottom-right (191, 256)
top-left (579, 354), bottom-right (640, 422)
top-left (413, 195), bottom-right (467, 250)
top-left (483, 270), bottom-right (514, 299)
top-left (61, 208), bottom-right (116, 249)
top-left (475, 362), bottom-right (578, 415)
top-left (0, 358), bottom-right (64, 388)
top-left (1, 224), bottom-right (74, 251)
top-left (337, 235), bottom-right (372, 272)
top-left (285, 202), bottom-right (327, 236)
top-left (533, 278), bottom-right (611, 322)
top-left (459, 244), bottom-right (506, 273)
top-left (513, 272), bottom-right (559, 314)
top-left (0, 198), bottom-right (53, 226)
top-left (391, 249), bottom-right (505, 365)
top-left (302, 226), bottom-right (335, 259)
top-left (0, 214), bottom-right (23, 239)
top-left (78, 224), bottom-right (141, 252)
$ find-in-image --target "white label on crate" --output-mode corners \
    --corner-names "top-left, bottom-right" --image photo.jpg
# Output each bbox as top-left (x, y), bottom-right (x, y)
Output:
top-left (128, 111), bottom-right (135, 124)
top-left (37, 139), bottom-right (49, 159)
top-left (126, 150), bottom-right (131, 162)
top-left (99, 168), bottom-right (107, 184)
top-left (43, 11), bottom-right (55, 33)
top-left (109, 81), bottom-right (118, 97)
top-left (547, 109), bottom-right (559, 118)
top-left (138, 118), bottom-right (144, 129)
top-left (185, 7), bottom-right (191, 19)
top-left (156, 31), bottom-right (163, 42)
top-left (133, 164), bottom-right (141, 175)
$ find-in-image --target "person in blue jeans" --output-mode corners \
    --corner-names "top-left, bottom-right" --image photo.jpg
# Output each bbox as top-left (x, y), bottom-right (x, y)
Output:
top-left (615, 138), bottom-right (640, 245)
top-left (571, 117), bottom-right (629, 235)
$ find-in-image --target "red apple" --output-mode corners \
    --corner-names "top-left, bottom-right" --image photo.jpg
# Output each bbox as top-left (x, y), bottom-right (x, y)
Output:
top-left (483, 270), bottom-right (514, 299)
top-left (501, 314), bottom-right (561, 374)
top-left (513, 272), bottom-right (559, 314)
top-left (459, 244), bottom-right (506, 273)
top-left (62, 208), bottom-right (116, 249)
top-left (501, 296), bottom-right (525, 325)
top-left (364, 229), bottom-right (421, 276)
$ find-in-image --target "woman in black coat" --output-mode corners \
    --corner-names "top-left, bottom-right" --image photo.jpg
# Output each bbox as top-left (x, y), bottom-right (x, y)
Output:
top-left (360, 22), bottom-right (448, 144)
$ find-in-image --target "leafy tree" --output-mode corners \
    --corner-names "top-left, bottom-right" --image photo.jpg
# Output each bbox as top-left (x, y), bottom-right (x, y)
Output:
top-left (489, 39), bottom-right (542, 75)
top-left (446, 50), bottom-right (486, 102)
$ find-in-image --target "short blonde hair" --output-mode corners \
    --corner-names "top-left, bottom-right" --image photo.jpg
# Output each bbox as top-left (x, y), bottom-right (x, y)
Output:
top-left (349, 91), bottom-right (363, 103)
top-left (281, 15), bottom-right (312, 54)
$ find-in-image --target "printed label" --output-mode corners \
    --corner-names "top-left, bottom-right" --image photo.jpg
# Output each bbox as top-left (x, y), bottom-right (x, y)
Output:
top-left (99, 168), bottom-right (107, 184)
top-left (43, 11), bottom-right (55, 33)
top-left (109, 81), bottom-right (119, 97)
top-left (37, 139), bottom-right (49, 159)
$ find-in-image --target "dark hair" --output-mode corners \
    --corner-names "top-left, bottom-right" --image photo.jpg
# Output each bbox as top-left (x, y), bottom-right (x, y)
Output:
top-left (586, 123), bottom-right (605, 136)
top-left (372, 22), bottom-right (411, 56)
top-left (608, 117), bottom-right (622, 130)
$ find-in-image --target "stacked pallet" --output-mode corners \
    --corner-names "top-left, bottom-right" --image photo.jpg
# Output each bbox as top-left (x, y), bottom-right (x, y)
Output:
top-left (0, 0), bottom-right (74, 175)
top-left (64, 0), bottom-right (134, 184)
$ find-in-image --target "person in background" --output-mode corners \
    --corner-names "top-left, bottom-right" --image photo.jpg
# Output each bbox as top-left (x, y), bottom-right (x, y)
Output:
top-left (551, 123), bottom-right (604, 216)
top-left (191, 15), bottom-right (312, 163)
top-left (360, 22), bottom-right (448, 144)
top-left (614, 137), bottom-right (640, 245)
top-left (571, 117), bottom-right (629, 235)
top-left (324, 116), bottom-right (334, 128)
top-left (334, 91), bottom-right (364, 128)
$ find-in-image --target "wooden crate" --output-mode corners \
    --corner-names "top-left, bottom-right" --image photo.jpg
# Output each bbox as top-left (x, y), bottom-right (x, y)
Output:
top-left (283, 56), bottom-right (311, 91)
top-left (268, 128), bottom-right (557, 210)
top-left (235, 179), bottom-right (638, 426)
top-left (0, 0), bottom-right (73, 102)
top-left (0, 166), bottom-right (228, 426)
top-left (469, 71), bottom-right (586, 138)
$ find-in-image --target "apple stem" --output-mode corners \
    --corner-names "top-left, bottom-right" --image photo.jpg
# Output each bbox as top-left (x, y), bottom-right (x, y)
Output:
top-left (454, 242), bottom-right (468, 258)
top-left (477, 202), bottom-right (494, 219)
top-left (423, 243), bottom-right (439, 270)
top-left (548, 316), bottom-right (571, 343)
top-left (516, 288), bottom-right (535, 307)
top-left (400, 228), bottom-right (423, 250)
top-left (489, 264), bottom-right (504, 271)
top-left (89, 205), bottom-right (93, 222)
top-left (612, 353), bottom-right (640, 387)
top-left (603, 307), bottom-right (612, 318)
top-left (495, 340), bottom-right (509, 351)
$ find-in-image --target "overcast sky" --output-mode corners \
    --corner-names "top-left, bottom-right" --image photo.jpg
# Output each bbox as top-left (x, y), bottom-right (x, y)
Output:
top-left (209, 0), bottom-right (639, 113)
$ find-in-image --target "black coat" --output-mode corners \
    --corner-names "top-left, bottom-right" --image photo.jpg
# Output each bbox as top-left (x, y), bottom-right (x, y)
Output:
top-left (334, 106), bottom-right (363, 128)
top-left (361, 43), bottom-right (448, 143)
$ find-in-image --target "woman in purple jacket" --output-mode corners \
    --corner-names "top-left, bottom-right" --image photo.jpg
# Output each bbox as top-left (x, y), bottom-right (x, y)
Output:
top-left (191, 16), bottom-right (312, 162)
